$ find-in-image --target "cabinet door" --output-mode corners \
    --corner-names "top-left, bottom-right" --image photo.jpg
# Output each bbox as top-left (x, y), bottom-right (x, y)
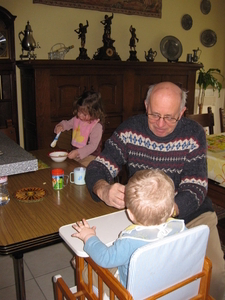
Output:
top-left (50, 75), bottom-right (88, 122)
top-left (91, 74), bottom-right (123, 114)
top-left (91, 74), bottom-right (123, 143)
top-left (162, 75), bottom-right (188, 90)
top-left (133, 74), bottom-right (161, 115)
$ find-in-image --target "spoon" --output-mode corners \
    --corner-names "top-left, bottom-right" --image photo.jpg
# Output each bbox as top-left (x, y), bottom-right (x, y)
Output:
top-left (50, 132), bottom-right (61, 148)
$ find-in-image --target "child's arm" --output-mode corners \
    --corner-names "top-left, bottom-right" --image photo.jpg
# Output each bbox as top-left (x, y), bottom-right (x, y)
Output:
top-left (54, 118), bottom-right (74, 134)
top-left (72, 219), bottom-right (96, 243)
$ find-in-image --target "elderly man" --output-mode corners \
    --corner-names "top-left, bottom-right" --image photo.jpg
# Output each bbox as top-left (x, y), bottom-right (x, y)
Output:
top-left (86, 82), bottom-right (225, 299)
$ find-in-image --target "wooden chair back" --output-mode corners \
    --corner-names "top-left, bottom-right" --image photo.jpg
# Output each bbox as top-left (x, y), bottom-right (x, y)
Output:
top-left (219, 108), bottom-right (225, 132)
top-left (53, 226), bottom-right (214, 300)
top-left (54, 257), bottom-right (213, 300)
top-left (185, 107), bottom-right (214, 135)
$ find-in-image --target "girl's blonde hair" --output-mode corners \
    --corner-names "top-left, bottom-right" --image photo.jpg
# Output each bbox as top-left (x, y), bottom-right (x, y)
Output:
top-left (125, 169), bottom-right (175, 226)
top-left (73, 91), bottom-right (105, 124)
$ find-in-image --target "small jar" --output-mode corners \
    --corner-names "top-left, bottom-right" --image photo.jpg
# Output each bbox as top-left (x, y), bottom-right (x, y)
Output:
top-left (0, 176), bottom-right (10, 206)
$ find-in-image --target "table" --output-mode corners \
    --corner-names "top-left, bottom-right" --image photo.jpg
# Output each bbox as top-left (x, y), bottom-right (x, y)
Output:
top-left (0, 132), bottom-right (38, 176)
top-left (207, 133), bottom-right (225, 187)
top-left (59, 210), bottom-right (131, 257)
top-left (206, 133), bottom-right (225, 208)
top-left (0, 149), bottom-right (117, 300)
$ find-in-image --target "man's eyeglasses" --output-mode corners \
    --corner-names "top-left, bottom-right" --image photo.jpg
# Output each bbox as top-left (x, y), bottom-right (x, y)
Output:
top-left (146, 113), bottom-right (179, 124)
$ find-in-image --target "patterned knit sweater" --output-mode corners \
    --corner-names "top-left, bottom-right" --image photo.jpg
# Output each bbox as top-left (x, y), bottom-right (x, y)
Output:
top-left (86, 114), bottom-right (213, 224)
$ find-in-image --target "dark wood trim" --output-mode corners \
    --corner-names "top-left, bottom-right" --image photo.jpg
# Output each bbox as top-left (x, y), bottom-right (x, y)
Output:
top-left (208, 179), bottom-right (225, 208)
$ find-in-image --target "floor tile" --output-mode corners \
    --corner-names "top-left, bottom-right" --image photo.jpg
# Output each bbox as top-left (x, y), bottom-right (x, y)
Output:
top-left (36, 266), bottom-right (76, 300)
top-left (0, 285), bottom-right (17, 300)
top-left (0, 279), bottom-right (47, 300)
top-left (24, 242), bottom-right (74, 277)
top-left (25, 279), bottom-right (47, 300)
top-left (0, 255), bottom-right (32, 289)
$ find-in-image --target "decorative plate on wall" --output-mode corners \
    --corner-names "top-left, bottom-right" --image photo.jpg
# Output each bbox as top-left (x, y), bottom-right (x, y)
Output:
top-left (181, 14), bottom-right (193, 30)
top-left (200, 0), bottom-right (211, 15)
top-left (160, 36), bottom-right (183, 62)
top-left (200, 29), bottom-right (217, 47)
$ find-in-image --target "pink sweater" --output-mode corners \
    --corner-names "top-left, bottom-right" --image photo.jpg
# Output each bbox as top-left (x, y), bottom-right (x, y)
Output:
top-left (58, 117), bottom-right (103, 160)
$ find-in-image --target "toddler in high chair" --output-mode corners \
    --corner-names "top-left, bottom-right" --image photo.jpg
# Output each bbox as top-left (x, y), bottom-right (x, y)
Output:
top-left (71, 169), bottom-right (186, 295)
top-left (54, 90), bottom-right (105, 162)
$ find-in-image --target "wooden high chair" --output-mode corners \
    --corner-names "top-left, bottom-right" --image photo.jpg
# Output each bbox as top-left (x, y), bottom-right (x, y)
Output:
top-left (53, 211), bottom-right (214, 300)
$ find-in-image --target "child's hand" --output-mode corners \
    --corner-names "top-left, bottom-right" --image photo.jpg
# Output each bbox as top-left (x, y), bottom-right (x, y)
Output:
top-left (68, 149), bottom-right (80, 160)
top-left (54, 125), bottom-right (63, 134)
top-left (72, 219), bottom-right (96, 243)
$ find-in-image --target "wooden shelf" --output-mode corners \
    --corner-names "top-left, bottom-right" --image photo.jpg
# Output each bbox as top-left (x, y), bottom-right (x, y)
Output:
top-left (16, 60), bottom-right (202, 151)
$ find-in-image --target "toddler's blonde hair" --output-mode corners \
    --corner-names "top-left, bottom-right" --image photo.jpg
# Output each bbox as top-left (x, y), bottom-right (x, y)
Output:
top-left (125, 169), bottom-right (175, 226)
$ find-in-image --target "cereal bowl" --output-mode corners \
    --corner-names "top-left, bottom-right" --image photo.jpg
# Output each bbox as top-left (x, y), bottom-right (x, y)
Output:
top-left (49, 151), bottom-right (68, 162)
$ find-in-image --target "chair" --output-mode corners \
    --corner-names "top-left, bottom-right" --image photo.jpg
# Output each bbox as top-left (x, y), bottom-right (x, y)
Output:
top-left (219, 108), bottom-right (225, 132)
top-left (53, 225), bottom-right (214, 300)
top-left (185, 107), bottom-right (214, 135)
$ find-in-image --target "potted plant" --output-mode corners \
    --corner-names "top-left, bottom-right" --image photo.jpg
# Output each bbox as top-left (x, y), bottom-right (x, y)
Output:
top-left (196, 67), bottom-right (224, 114)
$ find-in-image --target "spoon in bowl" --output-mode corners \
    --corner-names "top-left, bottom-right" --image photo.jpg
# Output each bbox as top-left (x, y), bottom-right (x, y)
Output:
top-left (50, 132), bottom-right (61, 148)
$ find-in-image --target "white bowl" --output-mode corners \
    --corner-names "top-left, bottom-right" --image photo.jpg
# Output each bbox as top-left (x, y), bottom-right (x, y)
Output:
top-left (49, 151), bottom-right (68, 162)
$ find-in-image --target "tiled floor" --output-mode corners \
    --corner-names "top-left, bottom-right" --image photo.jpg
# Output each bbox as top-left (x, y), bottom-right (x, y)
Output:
top-left (0, 242), bottom-right (76, 300)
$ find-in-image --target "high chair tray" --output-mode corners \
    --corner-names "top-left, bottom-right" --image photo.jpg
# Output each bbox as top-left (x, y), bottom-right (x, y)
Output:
top-left (59, 210), bottom-right (132, 257)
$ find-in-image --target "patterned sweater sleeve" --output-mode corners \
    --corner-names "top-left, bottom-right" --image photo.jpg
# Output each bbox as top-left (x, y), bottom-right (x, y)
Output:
top-left (86, 123), bottom-right (128, 202)
top-left (174, 122), bottom-right (208, 219)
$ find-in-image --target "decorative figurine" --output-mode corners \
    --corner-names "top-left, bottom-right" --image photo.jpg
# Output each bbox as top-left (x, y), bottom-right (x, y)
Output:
top-left (93, 13), bottom-right (120, 60)
top-left (74, 20), bottom-right (90, 60)
top-left (18, 21), bottom-right (40, 60)
top-left (145, 48), bottom-right (157, 62)
top-left (127, 25), bottom-right (139, 61)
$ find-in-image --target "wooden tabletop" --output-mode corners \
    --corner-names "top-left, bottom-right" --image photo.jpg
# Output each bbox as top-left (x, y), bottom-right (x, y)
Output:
top-left (0, 149), bottom-right (117, 255)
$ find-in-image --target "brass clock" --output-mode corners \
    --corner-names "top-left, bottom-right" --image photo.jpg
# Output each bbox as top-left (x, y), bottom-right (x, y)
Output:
top-left (106, 48), bottom-right (114, 57)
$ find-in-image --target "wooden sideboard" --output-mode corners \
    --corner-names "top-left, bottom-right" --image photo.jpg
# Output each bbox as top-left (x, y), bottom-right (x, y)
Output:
top-left (16, 60), bottom-right (202, 151)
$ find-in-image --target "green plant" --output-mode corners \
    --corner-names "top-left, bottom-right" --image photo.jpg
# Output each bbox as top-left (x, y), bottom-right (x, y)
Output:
top-left (196, 68), bottom-right (224, 114)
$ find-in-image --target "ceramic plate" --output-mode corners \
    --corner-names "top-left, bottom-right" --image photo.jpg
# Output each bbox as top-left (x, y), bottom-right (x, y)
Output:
top-left (200, 29), bottom-right (217, 47)
top-left (200, 0), bottom-right (211, 15)
top-left (181, 14), bottom-right (193, 30)
top-left (160, 36), bottom-right (183, 62)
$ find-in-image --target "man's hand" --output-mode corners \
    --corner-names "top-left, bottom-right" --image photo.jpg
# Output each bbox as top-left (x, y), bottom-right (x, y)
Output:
top-left (93, 180), bottom-right (125, 209)
top-left (71, 219), bottom-right (96, 243)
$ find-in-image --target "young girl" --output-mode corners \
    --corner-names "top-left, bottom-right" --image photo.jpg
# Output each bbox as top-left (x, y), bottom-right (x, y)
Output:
top-left (54, 90), bottom-right (105, 161)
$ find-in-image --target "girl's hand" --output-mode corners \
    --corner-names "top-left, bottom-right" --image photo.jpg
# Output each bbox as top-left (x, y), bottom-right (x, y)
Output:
top-left (71, 219), bottom-right (96, 243)
top-left (54, 125), bottom-right (63, 134)
top-left (68, 149), bottom-right (80, 160)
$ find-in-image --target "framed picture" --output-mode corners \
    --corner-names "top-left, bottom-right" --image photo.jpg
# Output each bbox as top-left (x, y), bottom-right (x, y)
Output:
top-left (33, 0), bottom-right (162, 18)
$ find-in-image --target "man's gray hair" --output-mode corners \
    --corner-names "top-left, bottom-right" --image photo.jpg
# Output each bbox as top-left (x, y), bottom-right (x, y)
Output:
top-left (145, 83), bottom-right (188, 112)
